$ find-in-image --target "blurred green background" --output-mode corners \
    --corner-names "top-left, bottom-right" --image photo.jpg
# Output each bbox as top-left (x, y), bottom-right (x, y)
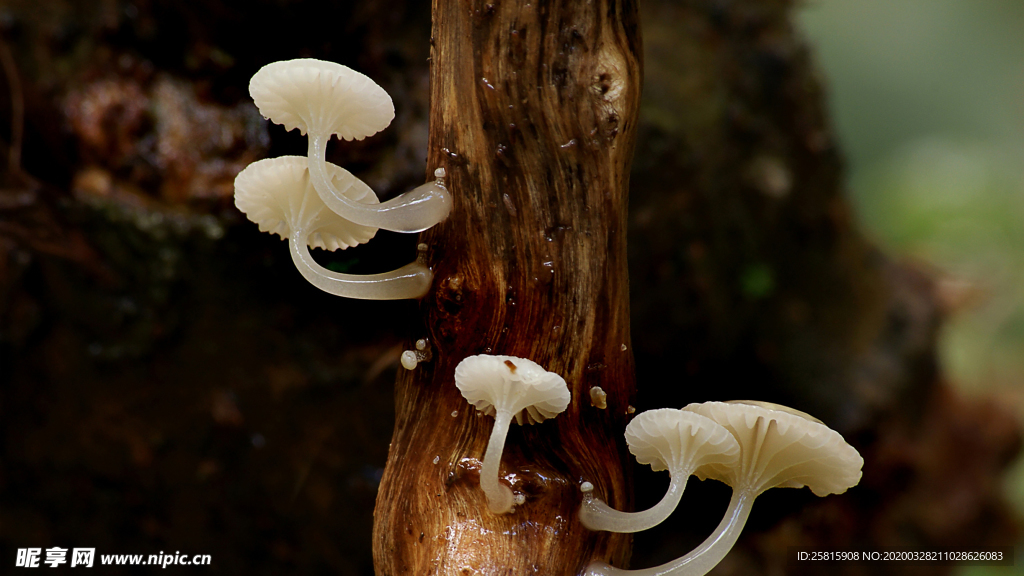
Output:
top-left (798, 1), bottom-right (1024, 573)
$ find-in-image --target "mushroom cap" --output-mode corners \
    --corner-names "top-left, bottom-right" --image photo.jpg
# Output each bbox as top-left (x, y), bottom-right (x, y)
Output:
top-left (455, 355), bottom-right (570, 426)
top-left (725, 400), bottom-right (823, 424)
top-left (249, 58), bottom-right (395, 141)
top-left (625, 408), bottom-right (740, 476)
top-left (683, 401), bottom-right (863, 497)
top-left (234, 156), bottom-right (378, 250)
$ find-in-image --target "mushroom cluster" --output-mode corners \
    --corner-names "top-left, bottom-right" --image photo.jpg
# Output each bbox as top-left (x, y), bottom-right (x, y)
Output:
top-left (583, 400), bottom-right (863, 576)
top-left (233, 59), bottom-right (451, 300)
top-left (232, 52), bottom-right (863, 576)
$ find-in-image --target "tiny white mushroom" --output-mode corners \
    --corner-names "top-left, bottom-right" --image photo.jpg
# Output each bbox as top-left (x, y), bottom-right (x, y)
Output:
top-left (455, 354), bottom-right (570, 514)
top-left (249, 59), bottom-right (451, 233)
top-left (234, 156), bottom-right (431, 300)
top-left (579, 409), bottom-right (739, 533)
top-left (586, 401), bottom-right (863, 576)
top-left (400, 351), bottom-right (418, 370)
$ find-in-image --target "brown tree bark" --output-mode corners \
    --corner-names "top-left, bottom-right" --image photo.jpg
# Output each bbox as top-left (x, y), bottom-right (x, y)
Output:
top-left (373, 0), bottom-right (643, 573)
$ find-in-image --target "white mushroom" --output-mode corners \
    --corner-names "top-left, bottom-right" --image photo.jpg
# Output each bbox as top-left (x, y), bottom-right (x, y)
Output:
top-left (234, 156), bottom-right (431, 300)
top-left (579, 409), bottom-right (739, 533)
top-left (455, 354), bottom-right (571, 514)
top-left (249, 59), bottom-right (451, 233)
top-left (587, 400), bottom-right (863, 576)
top-left (400, 350), bottom-right (418, 370)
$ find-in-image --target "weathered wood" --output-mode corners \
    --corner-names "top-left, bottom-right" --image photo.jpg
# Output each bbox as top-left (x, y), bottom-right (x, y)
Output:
top-left (373, 0), bottom-right (643, 573)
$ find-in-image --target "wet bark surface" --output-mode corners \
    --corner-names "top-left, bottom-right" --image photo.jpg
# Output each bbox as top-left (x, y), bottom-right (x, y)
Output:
top-left (373, 0), bottom-right (640, 573)
top-left (0, 0), bottom-right (1018, 575)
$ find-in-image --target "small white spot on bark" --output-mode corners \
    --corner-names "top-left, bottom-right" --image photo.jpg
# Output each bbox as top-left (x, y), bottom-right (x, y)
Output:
top-left (502, 193), bottom-right (517, 216)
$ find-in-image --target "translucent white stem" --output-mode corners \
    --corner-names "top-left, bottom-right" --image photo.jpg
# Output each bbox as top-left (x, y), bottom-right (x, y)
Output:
top-left (308, 134), bottom-right (451, 233)
top-left (580, 472), bottom-right (690, 533)
top-left (289, 228), bottom-right (432, 300)
top-left (585, 488), bottom-right (754, 576)
top-left (481, 410), bottom-right (516, 514)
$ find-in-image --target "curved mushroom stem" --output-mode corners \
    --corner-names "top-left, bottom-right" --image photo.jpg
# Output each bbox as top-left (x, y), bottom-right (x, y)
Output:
top-left (289, 226), bottom-right (432, 300)
top-left (584, 488), bottom-right (755, 576)
top-left (308, 134), bottom-right (451, 233)
top-left (480, 410), bottom-right (516, 514)
top-left (579, 471), bottom-right (690, 533)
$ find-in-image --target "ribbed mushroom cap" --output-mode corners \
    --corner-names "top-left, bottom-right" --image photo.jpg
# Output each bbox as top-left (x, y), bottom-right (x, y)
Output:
top-left (234, 156), bottom-right (378, 250)
top-left (455, 355), bottom-right (570, 426)
top-left (683, 401), bottom-right (863, 497)
top-left (626, 409), bottom-right (740, 475)
top-left (725, 400), bottom-right (823, 424)
top-left (249, 59), bottom-right (395, 141)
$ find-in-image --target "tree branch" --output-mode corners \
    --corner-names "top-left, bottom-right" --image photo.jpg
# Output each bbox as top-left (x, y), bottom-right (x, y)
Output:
top-left (374, 0), bottom-right (643, 573)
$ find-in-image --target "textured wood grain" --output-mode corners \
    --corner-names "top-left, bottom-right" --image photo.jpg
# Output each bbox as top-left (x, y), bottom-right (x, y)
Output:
top-left (373, 0), bottom-right (642, 573)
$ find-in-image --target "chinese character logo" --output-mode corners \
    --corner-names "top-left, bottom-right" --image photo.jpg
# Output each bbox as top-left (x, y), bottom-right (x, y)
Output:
top-left (15, 548), bottom-right (41, 568)
top-left (44, 547), bottom-right (68, 568)
top-left (71, 548), bottom-right (95, 568)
